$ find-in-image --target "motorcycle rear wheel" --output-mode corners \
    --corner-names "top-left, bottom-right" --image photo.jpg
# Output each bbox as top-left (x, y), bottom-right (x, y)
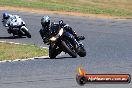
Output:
top-left (77, 46), bottom-right (86, 57)
top-left (61, 41), bottom-right (77, 58)
top-left (21, 28), bottom-right (31, 38)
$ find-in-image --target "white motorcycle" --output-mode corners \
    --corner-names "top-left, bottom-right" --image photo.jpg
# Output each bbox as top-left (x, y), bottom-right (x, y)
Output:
top-left (3, 15), bottom-right (31, 38)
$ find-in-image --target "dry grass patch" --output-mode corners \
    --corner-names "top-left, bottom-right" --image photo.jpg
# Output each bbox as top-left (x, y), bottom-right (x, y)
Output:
top-left (0, 42), bottom-right (48, 61)
top-left (0, 0), bottom-right (132, 18)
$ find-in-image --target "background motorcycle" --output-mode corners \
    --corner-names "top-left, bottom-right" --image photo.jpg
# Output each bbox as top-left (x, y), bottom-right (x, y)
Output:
top-left (2, 16), bottom-right (31, 38)
top-left (49, 21), bottom-right (86, 59)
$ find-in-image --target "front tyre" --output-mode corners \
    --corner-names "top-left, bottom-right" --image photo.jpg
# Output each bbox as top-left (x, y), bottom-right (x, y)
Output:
top-left (49, 44), bottom-right (57, 59)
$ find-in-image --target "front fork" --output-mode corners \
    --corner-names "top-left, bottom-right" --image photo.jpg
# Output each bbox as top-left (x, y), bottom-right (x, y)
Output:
top-left (49, 42), bottom-right (55, 55)
top-left (49, 41), bottom-right (62, 57)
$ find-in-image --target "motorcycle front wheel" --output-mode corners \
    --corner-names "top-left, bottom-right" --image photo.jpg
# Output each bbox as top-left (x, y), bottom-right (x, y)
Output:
top-left (49, 44), bottom-right (58, 59)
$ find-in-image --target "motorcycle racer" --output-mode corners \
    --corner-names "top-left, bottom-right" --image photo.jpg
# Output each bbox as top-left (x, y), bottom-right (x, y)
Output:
top-left (39, 16), bottom-right (85, 58)
top-left (39, 16), bottom-right (85, 44)
top-left (2, 12), bottom-right (31, 38)
top-left (2, 12), bottom-right (13, 27)
top-left (2, 13), bottom-right (26, 34)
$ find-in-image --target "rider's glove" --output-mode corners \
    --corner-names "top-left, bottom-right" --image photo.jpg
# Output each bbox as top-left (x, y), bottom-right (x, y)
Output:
top-left (43, 37), bottom-right (49, 44)
top-left (5, 24), bottom-right (8, 27)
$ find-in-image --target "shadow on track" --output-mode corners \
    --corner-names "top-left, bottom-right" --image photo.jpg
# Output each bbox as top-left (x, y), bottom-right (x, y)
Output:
top-left (0, 36), bottom-right (26, 39)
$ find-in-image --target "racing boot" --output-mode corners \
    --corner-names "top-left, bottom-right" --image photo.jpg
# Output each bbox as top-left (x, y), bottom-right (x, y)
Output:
top-left (76, 36), bottom-right (85, 41)
top-left (72, 31), bottom-right (85, 41)
top-left (7, 29), bottom-right (11, 34)
top-left (74, 34), bottom-right (85, 41)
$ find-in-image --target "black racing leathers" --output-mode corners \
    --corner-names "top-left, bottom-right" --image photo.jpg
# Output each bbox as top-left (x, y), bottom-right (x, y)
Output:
top-left (39, 25), bottom-right (51, 43)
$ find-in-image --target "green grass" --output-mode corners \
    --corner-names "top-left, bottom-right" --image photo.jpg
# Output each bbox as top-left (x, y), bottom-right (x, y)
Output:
top-left (0, 42), bottom-right (48, 61)
top-left (0, 0), bottom-right (132, 17)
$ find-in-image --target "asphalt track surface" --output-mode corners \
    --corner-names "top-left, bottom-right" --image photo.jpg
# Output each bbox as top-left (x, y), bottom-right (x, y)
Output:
top-left (0, 10), bottom-right (132, 88)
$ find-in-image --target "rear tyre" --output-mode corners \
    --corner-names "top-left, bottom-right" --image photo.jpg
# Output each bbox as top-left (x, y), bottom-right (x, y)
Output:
top-left (26, 31), bottom-right (31, 38)
top-left (21, 28), bottom-right (31, 38)
top-left (77, 46), bottom-right (86, 57)
top-left (61, 41), bottom-right (77, 58)
top-left (18, 34), bottom-right (22, 38)
top-left (27, 33), bottom-right (31, 38)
